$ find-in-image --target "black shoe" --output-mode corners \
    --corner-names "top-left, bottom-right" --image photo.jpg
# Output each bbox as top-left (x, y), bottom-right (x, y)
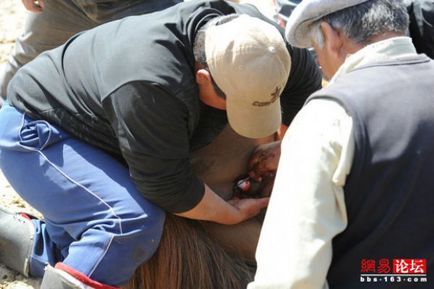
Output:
top-left (0, 207), bottom-right (34, 277)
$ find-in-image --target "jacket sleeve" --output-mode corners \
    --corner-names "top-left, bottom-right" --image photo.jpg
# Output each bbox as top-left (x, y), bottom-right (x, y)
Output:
top-left (103, 81), bottom-right (205, 213)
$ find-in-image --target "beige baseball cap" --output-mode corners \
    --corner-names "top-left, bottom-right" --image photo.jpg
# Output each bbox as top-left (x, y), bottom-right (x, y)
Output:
top-left (205, 15), bottom-right (291, 138)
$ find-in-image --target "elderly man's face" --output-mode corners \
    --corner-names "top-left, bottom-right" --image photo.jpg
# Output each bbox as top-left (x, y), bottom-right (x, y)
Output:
top-left (312, 22), bottom-right (348, 80)
top-left (312, 42), bottom-right (337, 80)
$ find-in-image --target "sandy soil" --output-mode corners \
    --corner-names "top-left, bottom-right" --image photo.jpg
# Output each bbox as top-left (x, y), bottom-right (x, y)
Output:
top-left (0, 1), bottom-right (43, 288)
top-left (0, 1), bottom-right (275, 288)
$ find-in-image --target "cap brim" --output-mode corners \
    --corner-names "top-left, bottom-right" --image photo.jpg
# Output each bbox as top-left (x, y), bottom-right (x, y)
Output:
top-left (226, 97), bottom-right (281, 139)
top-left (285, 0), bottom-right (371, 48)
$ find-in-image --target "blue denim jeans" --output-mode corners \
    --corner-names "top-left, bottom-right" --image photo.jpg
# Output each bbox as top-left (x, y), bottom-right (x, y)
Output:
top-left (0, 0), bottom-right (182, 98)
top-left (0, 103), bottom-right (165, 285)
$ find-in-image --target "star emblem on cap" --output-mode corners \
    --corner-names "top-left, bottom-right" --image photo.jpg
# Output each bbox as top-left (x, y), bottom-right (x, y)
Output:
top-left (252, 86), bottom-right (281, 107)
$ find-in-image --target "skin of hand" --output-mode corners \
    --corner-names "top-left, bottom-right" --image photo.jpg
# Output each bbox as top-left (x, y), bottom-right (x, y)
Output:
top-left (21, 0), bottom-right (45, 13)
top-left (226, 196), bottom-right (269, 223)
top-left (176, 184), bottom-right (269, 225)
top-left (248, 140), bottom-right (282, 182)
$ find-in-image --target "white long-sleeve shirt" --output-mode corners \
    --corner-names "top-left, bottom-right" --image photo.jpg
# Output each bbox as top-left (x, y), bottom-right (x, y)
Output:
top-left (248, 37), bottom-right (417, 289)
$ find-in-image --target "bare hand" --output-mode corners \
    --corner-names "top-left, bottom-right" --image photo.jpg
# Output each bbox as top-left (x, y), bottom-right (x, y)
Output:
top-left (248, 141), bottom-right (281, 182)
top-left (226, 197), bottom-right (269, 224)
top-left (175, 184), bottom-right (269, 225)
top-left (21, 0), bottom-right (45, 13)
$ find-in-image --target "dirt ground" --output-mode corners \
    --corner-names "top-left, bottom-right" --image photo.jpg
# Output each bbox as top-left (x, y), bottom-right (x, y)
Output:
top-left (0, 1), bottom-right (42, 288)
top-left (0, 0), bottom-right (274, 288)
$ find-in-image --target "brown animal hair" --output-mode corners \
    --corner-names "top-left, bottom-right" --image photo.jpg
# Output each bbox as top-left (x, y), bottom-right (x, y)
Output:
top-left (126, 214), bottom-right (255, 289)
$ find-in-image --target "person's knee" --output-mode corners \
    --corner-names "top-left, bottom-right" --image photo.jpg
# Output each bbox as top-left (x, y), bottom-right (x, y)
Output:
top-left (116, 209), bottom-right (166, 262)
top-left (61, 210), bottom-right (165, 285)
top-left (0, 62), bottom-right (16, 97)
top-left (95, 210), bottom-right (165, 283)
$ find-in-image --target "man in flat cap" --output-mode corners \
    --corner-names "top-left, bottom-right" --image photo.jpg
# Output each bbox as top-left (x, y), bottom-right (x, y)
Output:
top-left (0, 1), bottom-right (321, 288)
top-left (248, 0), bottom-right (434, 288)
top-left (273, 0), bottom-right (434, 59)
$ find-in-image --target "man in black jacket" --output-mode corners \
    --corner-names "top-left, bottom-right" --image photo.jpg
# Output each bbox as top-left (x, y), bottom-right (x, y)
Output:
top-left (406, 0), bottom-right (434, 58)
top-left (0, 1), bottom-right (321, 288)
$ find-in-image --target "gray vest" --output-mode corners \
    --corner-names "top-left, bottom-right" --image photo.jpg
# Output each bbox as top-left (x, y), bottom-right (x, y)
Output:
top-left (309, 55), bottom-right (434, 289)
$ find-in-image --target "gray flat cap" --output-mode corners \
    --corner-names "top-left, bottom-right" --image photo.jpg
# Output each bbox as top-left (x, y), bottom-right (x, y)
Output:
top-left (285, 0), bottom-right (371, 48)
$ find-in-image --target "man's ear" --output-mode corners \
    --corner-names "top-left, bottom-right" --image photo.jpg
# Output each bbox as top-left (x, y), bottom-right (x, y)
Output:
top-left (195, 68), bottom-right (212, 86)
top-left (320, 21), bottom-right (344, 58)
top-left (195, 68), bottom-right (226, 110)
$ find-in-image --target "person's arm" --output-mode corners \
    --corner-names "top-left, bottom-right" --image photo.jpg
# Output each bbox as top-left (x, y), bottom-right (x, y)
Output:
top-left (176, 184), bottom-right (269, 225)
top-left (248, 99), bottom-right (353, 289)
top-left (104, 82), bottom-right (268, 224)
top-left (21, 0), bottom-right (45, 12)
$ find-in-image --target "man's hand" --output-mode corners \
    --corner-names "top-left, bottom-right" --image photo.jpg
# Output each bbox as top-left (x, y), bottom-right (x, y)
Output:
top-left (175, 184), bottom-right (269, 225)
top-left (227, 197), bottom-right (269, 224)
top-left (22, 0), bottom-right (45, 13)
top-left (248, 141), bottom-right (282, 182)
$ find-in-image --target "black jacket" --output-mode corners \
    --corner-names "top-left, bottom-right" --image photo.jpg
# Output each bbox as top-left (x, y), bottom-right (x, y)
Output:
top-left (407, 0), bottom-right (434, 58)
